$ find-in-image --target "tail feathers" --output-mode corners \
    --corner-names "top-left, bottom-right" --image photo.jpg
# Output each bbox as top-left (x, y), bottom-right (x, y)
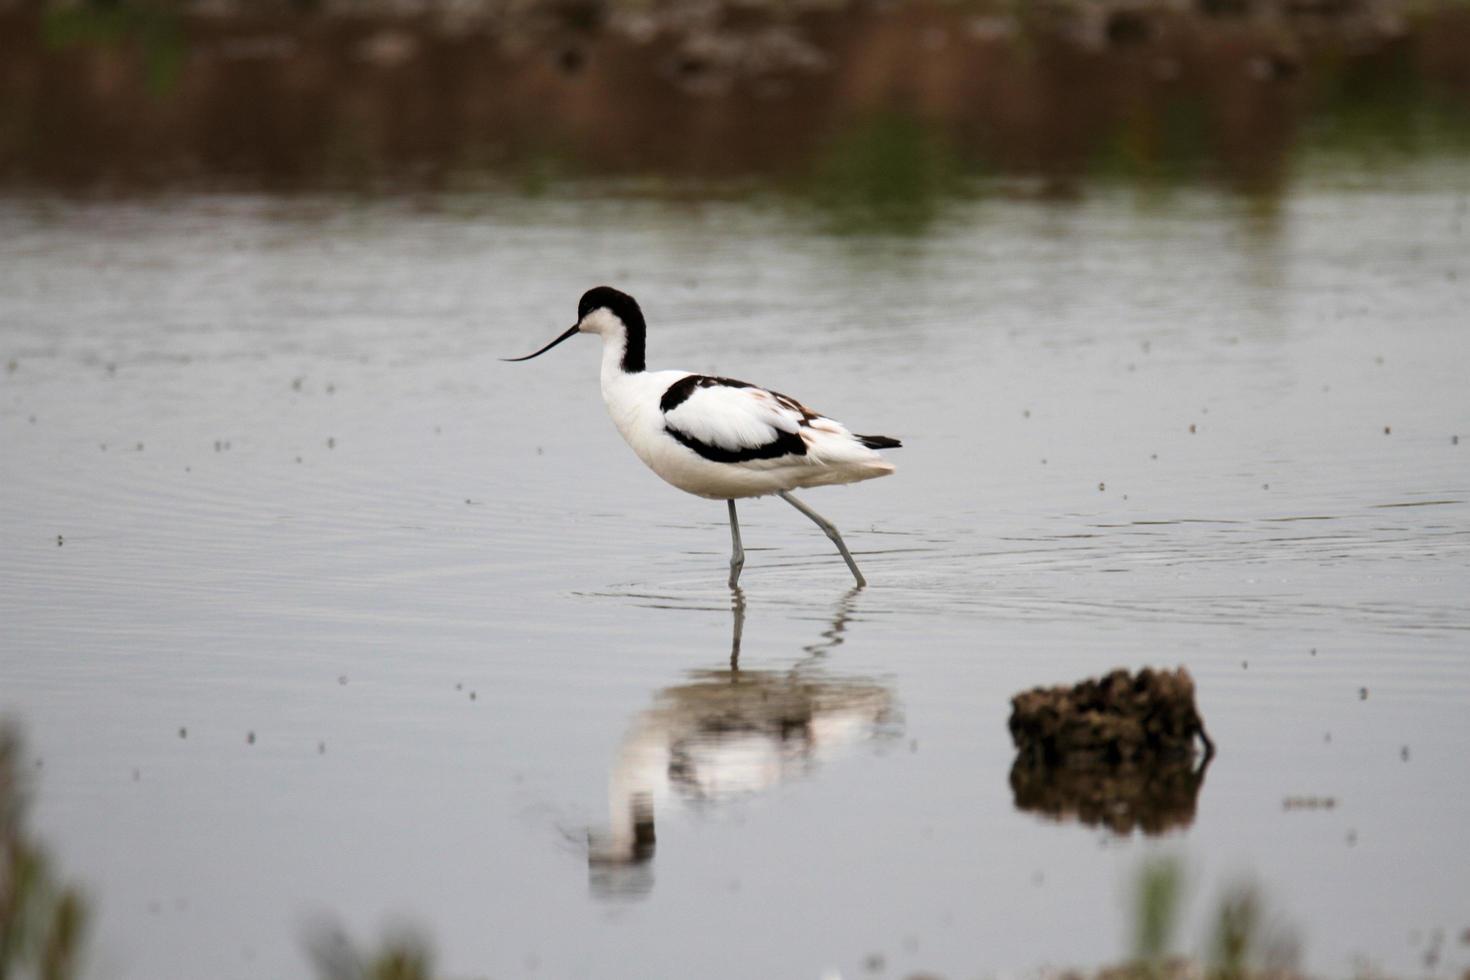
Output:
top-left (857, 434), bottom-right (902, 450)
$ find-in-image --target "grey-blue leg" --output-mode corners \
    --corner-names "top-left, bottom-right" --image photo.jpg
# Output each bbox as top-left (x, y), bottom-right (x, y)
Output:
top-left (727, 499), bottom-right (745, 588)
top-left (729, 585), bottom-right (745, 670)
top-left (777, 490), bottom-right (867, 588)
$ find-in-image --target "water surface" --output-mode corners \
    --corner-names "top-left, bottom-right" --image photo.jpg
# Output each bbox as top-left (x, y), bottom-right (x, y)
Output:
top-left (1, 172), bottom-right (1468, 979)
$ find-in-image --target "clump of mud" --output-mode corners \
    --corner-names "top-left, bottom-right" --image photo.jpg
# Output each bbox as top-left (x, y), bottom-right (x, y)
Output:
top-left (1010, 667), bottom-right (1213, 767)
top-left (1008, 667), bottom-right (1213, 835)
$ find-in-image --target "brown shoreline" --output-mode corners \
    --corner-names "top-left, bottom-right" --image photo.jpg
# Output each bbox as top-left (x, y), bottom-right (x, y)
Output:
top-left (1, 0), bottom-right (1467, 193)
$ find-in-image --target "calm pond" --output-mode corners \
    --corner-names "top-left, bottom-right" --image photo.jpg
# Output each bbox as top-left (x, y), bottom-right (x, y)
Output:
top-left (1, 164), bottom-right (1468, 979)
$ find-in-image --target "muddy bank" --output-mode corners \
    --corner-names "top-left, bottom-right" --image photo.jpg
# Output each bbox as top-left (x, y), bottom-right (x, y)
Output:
top-left (1, 0), bottom-right (1467, 194)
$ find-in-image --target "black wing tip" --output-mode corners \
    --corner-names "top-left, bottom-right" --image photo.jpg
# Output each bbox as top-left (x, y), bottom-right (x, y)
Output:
top-left (858, 434), bottom-right (902, 450)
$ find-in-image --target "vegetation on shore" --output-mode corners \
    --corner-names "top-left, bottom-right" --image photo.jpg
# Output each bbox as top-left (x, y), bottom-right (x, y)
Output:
top-left (1, 0), bottom-right (1466, 201)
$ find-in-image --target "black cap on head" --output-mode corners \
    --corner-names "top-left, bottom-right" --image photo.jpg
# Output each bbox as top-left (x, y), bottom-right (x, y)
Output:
top-left (578, 286), bottom-right (647, 373)
top-left (578, 286), bottom-right (641, 324)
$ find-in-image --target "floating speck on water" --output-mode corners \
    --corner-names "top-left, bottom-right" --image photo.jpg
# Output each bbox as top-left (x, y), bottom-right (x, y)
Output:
top-left (1150, 453), bottom-right (1157, 460)
top-left (1359, 687), bottom-right (1369, 700)
top-left (1324, 732), bottom-right (1332, 743)
top-left (56, 534), bottom-right (63, 546)
top-left (469, 691), bottom-right (477, 701)
top-left (1322, 384), bottom-right (1331, 393)
top-left (318, 741), bottom-right (326, 755)
top-left (106, 362), bottom-right (116, 375)
top-left (1311, 647), bottom-right (1317, 656)
top-left (1122, 494), bottom-right (1128, 500)
top-left (1346, 829), bottom-right (1358, 846)
top-left (100, 443), bottom-right (107, 451)
top-left (1453, 435), bottom-right (1460, 445)
top-left (1401, 745), bottom-right (1410, 761)
top-left (1098, 482), bottom-right (1105, 491)
top-left (291, 377), bottom-right (304, 392)
top-left (337, 675), bottom-right (348, 686)
top-left (454, 682), bottom-right (462, 691)
top-left (1374, 355), bottom-right (1385, 365)
top-left (434, 426), bottom-right (442, 435)
top-left (326, 383), bottom-right (336, 395)
top-left (536, 446), bottom-right (544, 456)
top-left (864, 953), bottom-right (885, 973)
top-left (132, 768), bottom-right (140, 781)
top-left (326, 437), bottom-right (336, 449)
top-left (1189, 423), bottom-right (1197, 434)
top-left (246, 731), bottom-right (256, 745)
top-left (1022, 409), bottom-right (1031, 418)
top-left (28, 414), bottom-right (36, 424)
top-left (1242, 660), bottom-right (1248, 670)
top-left (295, 456), bottom-right (302, 463)
top-left (1384, 425), bottom-right (1392, 435)
top-left (136, 442), bottom-right (144, 451)
top-left (1040, 458), bottom-right (1047, 465)
top-left (5, 358), bottom-right (16, 372)
top-left (1263, 483), bottom-right (1270, 490)
top-left (178, 727), bottom-right (187, 739)
top-left (184, 466), bottom-right (191, 473)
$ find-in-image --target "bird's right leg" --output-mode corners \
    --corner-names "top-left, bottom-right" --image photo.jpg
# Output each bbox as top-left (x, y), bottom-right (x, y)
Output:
top-left (777, 490), bottom-right (867, 588)
top-left (727, 499), bottom-right (745, 588)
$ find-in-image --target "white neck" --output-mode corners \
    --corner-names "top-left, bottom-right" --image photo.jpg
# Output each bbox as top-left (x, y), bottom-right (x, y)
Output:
top-left (599, 328), bottom-right (631, 392)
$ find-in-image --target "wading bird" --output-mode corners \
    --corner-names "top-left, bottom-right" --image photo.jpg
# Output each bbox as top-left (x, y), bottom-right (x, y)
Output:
top-left (505, 287), bottom-right (900, 587)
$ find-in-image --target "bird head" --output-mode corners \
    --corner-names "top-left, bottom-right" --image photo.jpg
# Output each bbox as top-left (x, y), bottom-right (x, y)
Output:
top-left (504, 286), bottom-right (646, 372)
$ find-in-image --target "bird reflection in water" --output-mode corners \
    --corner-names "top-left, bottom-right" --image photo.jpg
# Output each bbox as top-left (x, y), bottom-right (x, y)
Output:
top-left (588, 587), bottom-right (900, 898)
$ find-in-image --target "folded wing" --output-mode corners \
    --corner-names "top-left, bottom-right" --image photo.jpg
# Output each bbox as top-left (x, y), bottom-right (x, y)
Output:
top-left (660, 375), bottom-right (814, 464)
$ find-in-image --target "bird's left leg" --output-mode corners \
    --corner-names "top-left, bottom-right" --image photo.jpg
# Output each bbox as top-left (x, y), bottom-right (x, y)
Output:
top-left (727, 499), bottom-right (745, 588)
top-left (777, 491), bottom-right (867, 588)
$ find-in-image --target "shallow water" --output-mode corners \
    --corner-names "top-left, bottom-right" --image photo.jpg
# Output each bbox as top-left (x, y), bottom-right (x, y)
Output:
top-left (1, 172), bottom-right (1468, 979)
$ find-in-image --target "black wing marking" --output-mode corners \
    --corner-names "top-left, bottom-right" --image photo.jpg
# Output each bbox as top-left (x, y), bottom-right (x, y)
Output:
top-left (660, 375), bottom-right (747, 412)
top-left (660, 375), bottom-right (811, 464)
top-left (664, 425), bottom-right (808, 464)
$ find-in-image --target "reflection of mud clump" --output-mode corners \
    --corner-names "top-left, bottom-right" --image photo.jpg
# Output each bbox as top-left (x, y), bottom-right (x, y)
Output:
top-left (1008, 668), bottom-right (1213, 835)
top-left (1009, 751), bottom-right (1209, 835)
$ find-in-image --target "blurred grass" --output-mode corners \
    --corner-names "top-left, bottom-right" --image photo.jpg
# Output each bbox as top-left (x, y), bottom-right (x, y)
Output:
top-left (0, 725), bottom-right (89, 980)
top-left (1121, 857), bottom-right (1302, 980)
top-left (304, 921), bottom-right (436, 980)
top-left (1133, 857), bottom-right (1185, 970)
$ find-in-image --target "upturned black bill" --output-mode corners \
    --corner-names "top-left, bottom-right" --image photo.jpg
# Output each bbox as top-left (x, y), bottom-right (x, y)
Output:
top-left (502, 325), bottom-right (579, 362)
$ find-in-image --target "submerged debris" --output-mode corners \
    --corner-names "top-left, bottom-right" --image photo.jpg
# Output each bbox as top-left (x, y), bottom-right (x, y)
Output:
top-left (1008, 667), bottom-right (1213, 835)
